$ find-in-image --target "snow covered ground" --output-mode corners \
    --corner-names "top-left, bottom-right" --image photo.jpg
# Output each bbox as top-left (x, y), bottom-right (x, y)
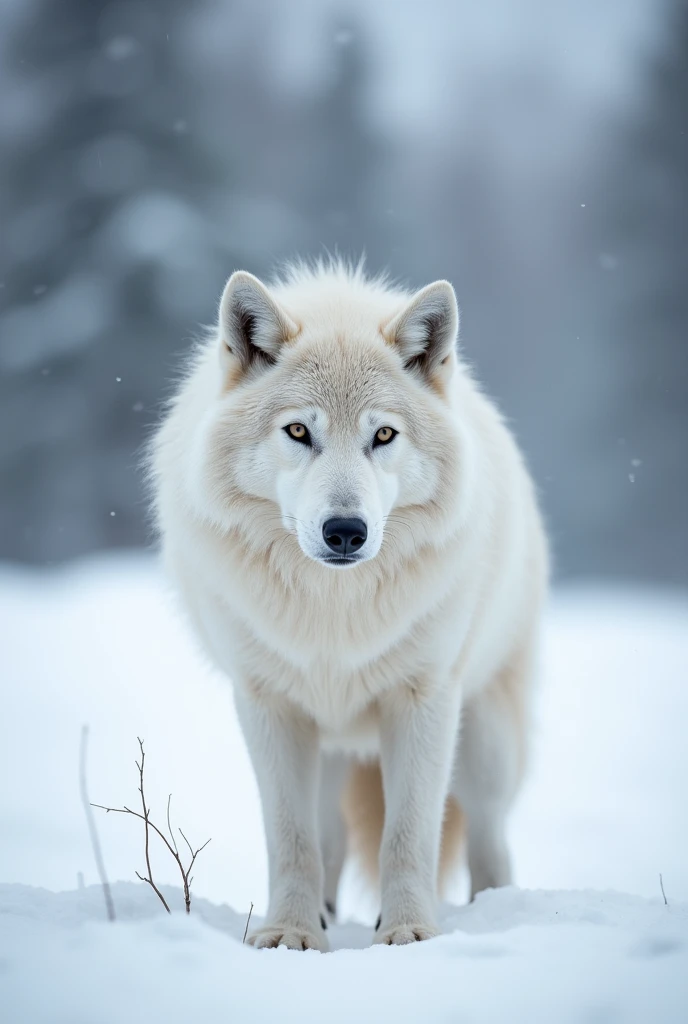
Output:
top-left (1, 553), bottom-right (687, 1021)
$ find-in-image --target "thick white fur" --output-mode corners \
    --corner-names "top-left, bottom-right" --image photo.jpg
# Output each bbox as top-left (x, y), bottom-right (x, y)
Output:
top-left (151, 260), bottom-right (549, 951)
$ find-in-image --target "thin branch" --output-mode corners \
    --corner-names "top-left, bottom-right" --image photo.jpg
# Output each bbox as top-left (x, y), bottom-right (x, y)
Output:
top-left (124, 805), bottom-right (180, 858)
top-left (91, 803), bottom-right (180, 860)
top-left (659, 873), bottom-right (669, 906)
top-left (178, 828), bottom-right (212, 913)
top-left (242, 902), bottom-right (254, 943)
top-left (79, 726), bottom-right (115, 922)
top-left (179, 827), bottom-right (195, 860)
top-left (166, 794), bottom-right (179, 857)
top-left (91, 739), bottom-right (211, 914)
top-left (135, 738), bottom-right (165, 912)
top-left (135, 871), bottom-right (171, 913)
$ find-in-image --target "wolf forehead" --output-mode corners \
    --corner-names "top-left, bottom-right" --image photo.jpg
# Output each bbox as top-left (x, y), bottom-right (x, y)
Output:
top-left (270, 335), bottom-right (411, 420)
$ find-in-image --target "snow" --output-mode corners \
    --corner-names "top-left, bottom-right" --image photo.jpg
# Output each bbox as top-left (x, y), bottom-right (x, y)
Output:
top-left (1, 882), bottom-right (687, 1023)
top-left (1, 553), bottom-right (687, 1021)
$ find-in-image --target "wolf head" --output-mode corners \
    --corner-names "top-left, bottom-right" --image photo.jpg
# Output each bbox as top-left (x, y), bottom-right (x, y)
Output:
top-left (193, 264), bottom-right (468, 570)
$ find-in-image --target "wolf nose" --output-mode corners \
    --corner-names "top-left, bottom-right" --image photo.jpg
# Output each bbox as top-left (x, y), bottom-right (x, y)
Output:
top-left (322, 517), bottom-right (367, 555)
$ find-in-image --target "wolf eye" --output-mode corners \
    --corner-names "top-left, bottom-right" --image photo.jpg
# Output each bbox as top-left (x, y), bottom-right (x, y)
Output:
top-left (373, 426), bottom-right (397, 447)
top-left (284, 422), bottom-right (311, 445)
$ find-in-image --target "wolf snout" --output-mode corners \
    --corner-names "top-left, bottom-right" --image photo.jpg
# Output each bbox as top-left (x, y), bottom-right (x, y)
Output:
top-left (322, 517), bottom-right (367, 555)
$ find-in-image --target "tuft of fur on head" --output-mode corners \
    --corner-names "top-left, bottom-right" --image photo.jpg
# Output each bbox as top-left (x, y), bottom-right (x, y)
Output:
top-left (263, 255), bottom-right (420, 342)
top-left (270, 252), bottom-right (391, 291)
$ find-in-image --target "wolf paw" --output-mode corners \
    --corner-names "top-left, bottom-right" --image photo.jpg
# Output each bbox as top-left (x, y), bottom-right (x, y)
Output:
top-left (373, 921), bottom-right (439, 946)
top-left (246, 923), bottom-right (329, 952)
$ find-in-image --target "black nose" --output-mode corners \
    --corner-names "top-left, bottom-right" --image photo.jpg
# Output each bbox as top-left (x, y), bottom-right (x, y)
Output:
top-left (322, 517), bottom-right (367, 556)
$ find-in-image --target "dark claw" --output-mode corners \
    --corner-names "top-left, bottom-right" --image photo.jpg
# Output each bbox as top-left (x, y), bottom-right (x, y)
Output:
top-left (375, 913), bottom-right (381, 932)
top-left (325, 900), bottom-right (336, 918)
top-left (320, 913), bottom-right (328, 931)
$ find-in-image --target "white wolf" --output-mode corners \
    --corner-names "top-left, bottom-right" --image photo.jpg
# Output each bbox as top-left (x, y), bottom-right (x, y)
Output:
top-left (151, 260), bottom-right (548, 951)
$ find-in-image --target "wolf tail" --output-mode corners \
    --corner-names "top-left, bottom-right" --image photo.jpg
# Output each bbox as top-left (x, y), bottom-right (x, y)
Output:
top-left (342, 760), bottom-right (464, 896)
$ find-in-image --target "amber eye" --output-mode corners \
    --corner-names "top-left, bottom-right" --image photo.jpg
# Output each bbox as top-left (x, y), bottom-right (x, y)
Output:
top-left (373, 426), bottom-right (397, 447)
top-left (284, 422), bottom-right (311, 445)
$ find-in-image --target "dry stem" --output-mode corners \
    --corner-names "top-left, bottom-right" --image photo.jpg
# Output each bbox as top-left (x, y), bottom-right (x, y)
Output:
top-left (92, 737), bottom-right (210, 914)
top-left (242, 902), bottom-right (254, 943)
top-left (79, 725), bottom-right (116, 921)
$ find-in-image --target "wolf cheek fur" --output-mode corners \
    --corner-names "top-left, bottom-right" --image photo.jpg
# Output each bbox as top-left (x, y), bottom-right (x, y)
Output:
top-left (151, 260), bottom-right (549, 952)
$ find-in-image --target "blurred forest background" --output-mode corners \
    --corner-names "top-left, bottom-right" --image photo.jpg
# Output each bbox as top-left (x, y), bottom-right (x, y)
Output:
top-left (0, 0), bottom-right (686, 584)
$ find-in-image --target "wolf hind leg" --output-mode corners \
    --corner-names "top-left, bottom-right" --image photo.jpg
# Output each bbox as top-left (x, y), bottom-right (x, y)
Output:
top-left (319, 753), bottom-right (350, 920)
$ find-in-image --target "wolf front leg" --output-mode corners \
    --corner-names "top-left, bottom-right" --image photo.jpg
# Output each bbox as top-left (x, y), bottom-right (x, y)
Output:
top-left (375, 681), bottom-right (462, 945)
top-left (234, 689), bottom-right (327, 951)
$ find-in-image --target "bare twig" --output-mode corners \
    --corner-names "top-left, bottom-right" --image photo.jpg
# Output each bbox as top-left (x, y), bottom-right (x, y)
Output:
top-left (134, 870), bottom-right (171, 913)
top-left (92, 738), bottom-right (211, 914)
top-left (242, 902), bottom-right (254, 943)
top-left (166, 793), bottom-right (179, 857)
top-left (659, 873), bottom-right (669, 906)
top-left (79, 726), bottom-right (116, 922)
top-left (179, 827), bottom-right (195, 859)
top-left (134, 739), bottom-right (171, 913)
top-left (178, 828), bottom-right (212, 913)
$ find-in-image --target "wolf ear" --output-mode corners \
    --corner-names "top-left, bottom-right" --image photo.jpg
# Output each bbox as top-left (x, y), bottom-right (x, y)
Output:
top-left (219, 271), bottom-right (298, 375)
top-left (383, 280), bottom-right (459, 382)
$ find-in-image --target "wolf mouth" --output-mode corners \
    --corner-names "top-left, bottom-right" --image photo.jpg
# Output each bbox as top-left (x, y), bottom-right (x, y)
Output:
top-left (321, 556), bottom-right (361, 567)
